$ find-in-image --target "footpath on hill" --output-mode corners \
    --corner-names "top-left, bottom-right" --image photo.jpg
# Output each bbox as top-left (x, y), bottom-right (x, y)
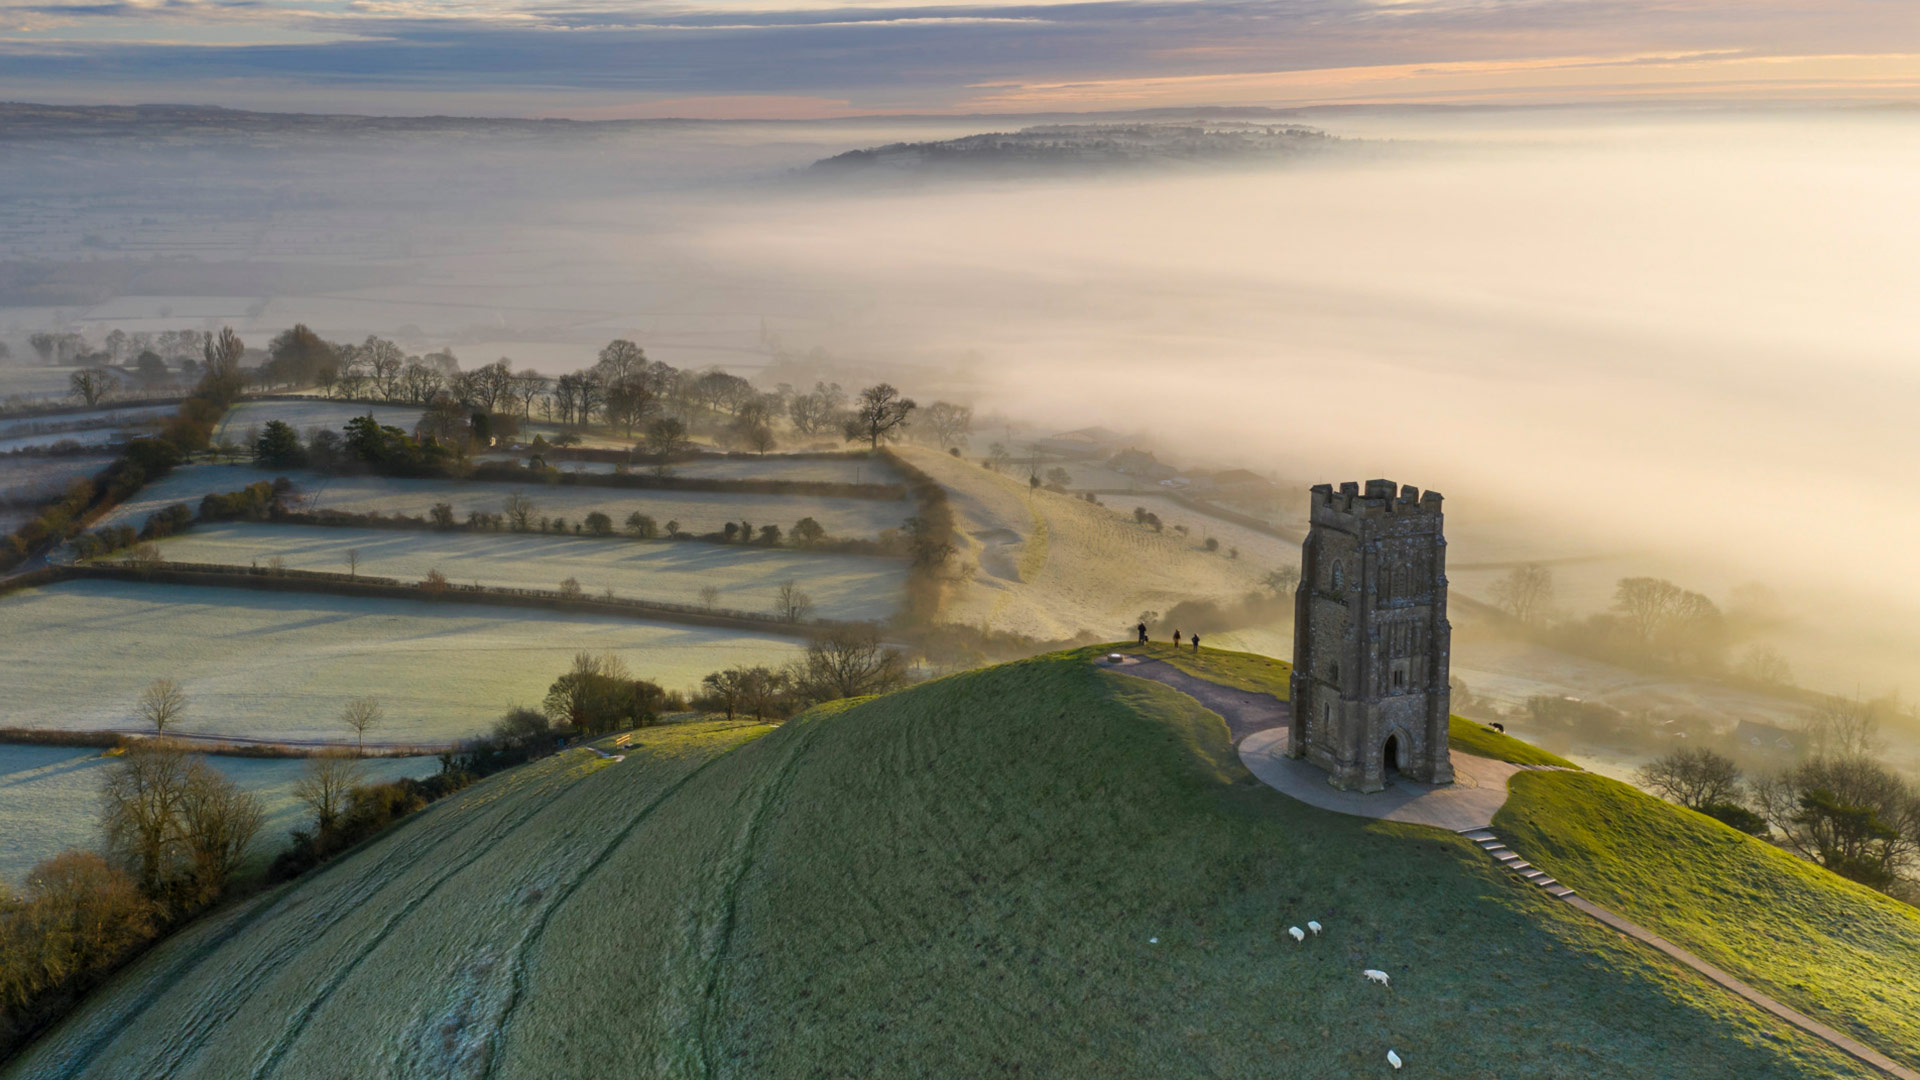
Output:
top-left (1105, 650), bottom-right (1920, 1080)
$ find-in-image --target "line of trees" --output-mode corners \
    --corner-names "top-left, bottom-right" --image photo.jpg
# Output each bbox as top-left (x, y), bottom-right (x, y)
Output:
top-left (0, 741), bottom-right (265, 1056)
top-left (1486, 565), bottom-right (1795, 685)
top-left (1637, 699), bottom-right (1920, 901)
top-left (1, 330), bottom-right (242, 572)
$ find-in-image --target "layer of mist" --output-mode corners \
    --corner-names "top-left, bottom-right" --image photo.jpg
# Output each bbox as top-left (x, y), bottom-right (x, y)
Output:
top-left (4, 103), bottom-right (1919, 703)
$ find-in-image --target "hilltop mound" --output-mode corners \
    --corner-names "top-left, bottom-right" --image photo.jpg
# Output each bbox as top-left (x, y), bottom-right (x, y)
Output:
top-left (3, 651), bottom-right (1886, 1078)
top-left (811, 122), bottom-right (1339, 178)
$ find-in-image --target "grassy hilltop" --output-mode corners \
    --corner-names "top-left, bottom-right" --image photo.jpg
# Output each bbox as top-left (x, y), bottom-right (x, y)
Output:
top-left (4, 649), bottom-right (1897, 1079)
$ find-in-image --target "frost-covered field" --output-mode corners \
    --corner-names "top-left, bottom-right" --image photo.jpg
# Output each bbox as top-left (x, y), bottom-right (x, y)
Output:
top-left (0, 431), bottom-right (118, 453)
top-left (483, 452), bottom-right (904, 486)
top-left (901, 446), bottom-right (1266, 640)
top-left (1112, 494), bottom-right (1300, 569)
top-left (0, 365), bottom-right (84, 402)
top-left (96, 464), bottom-right (910, 538)
top-left (212, 399), bottom-right (424, 443)
top-left (0, 580), bottom-right (809, 742)
top-left (0, 403), bottom-right (173, 441)
top-left (0, 743), bottom-right (437, 885)
top-left (0, 452), bottom-right (115, 508)
top-left (153, 523), bottom-right (906, 620)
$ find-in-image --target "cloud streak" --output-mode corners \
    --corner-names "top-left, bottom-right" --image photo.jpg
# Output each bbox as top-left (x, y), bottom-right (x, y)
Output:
top-left (0, 0), bottom-right (1915, 113)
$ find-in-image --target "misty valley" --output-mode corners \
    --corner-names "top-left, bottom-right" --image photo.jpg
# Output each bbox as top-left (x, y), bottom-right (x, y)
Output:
top-left (1, 98), bottom-right (1917, 1080)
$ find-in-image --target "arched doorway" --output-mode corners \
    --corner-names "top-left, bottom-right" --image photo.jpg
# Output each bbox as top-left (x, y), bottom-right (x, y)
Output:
top-left (1382, 734), bottom-right (1402, 780)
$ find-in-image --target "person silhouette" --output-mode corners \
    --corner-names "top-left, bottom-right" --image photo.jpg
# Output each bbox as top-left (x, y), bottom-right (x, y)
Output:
top-left (1172, 629), bottom-right (1182, 647)
top-left (1191, 633), bottom-right (1201, 653)
top-left (1136, 622), bottom-right (1148, 644)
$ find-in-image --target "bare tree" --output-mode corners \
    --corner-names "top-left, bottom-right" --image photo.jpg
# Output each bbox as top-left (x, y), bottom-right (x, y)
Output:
top-left (787, 381), bottom-right (844, 435)
top-left (126, 542), bottom-right (163, 575)
top-left (200, 327), bottom-right (246, 401)
top-left (774, 580), bottom-right (814, 624)
top-left (1261, 566), bottom-right (1301, 596)
top-left (744, 424), bottom-right (777, 455)
top-left (69, 367), bottom-right (119, 408)
top-left (360, 336), bottom-right (406, 400)
top-left (294, 754), bottom-right (364, 834)
top-left (503, 491), bottom-right (536, 532)
top-left (341, 697), bottom-right (384, 754)
top-left (790, 626), bottom-right (908, 703)
top-left (345, 548), bottom-right (362, 580)
top-left (1612, 576), bottom-right (1686, 643)
top-left (1490, 563), bottom-right (1554, 627)
top-left (178, 762), bottom-right (264, 899)
top-left (138, 678), bottom-right (187, 733)
top-left (99, 742), bottom-right (193, 895)
top-left (643, 417), bottom-right (689, 459)
top-left (1637, 747), bottom-right (1743, 810)
top-left (1801, 695), bottom-right (1883, 759)
top-left (1753, 756), bottom-right (1920, 890)
top-left (921, 401), bottom-right (973, 449)
top-left (842, 383), bottom-right (917, 449)
top-left (698, 584), bottom-right (721, 611)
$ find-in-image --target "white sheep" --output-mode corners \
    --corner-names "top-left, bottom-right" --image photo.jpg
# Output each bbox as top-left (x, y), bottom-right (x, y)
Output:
top-left (1386, 1049), bottom-right (1403, 1070)
top-left (1307, 920), bottom-right (1322, 935)
top-left (1288, 926), bottom-right (1305, 943)
top-left (1363, 969), bottom-right (1390, 986)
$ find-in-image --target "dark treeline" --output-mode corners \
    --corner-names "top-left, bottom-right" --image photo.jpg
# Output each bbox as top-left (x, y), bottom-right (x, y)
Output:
top-left (0, 329), bottom-right (245, 573)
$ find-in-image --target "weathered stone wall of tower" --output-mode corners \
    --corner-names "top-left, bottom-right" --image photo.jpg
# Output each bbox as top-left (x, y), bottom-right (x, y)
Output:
top-left (1289, 479), bottom-right (1453, 792)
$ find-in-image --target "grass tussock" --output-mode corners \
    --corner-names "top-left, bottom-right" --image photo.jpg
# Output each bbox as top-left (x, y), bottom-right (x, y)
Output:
top-left (3, 658), bottom-right (1882, 1079)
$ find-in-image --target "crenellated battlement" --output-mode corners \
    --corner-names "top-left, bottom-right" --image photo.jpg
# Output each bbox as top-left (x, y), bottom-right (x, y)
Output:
top-left (1309, 479), bottom-right (1443, 520)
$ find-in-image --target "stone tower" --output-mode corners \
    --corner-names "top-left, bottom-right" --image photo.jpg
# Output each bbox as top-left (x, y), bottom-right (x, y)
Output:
top-left (1289, 480), bottom-right (1453, 792)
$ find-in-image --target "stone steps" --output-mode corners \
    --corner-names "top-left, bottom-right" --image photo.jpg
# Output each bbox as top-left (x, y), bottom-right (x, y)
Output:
top-left (1457, 827), bottom-right (1575, 899)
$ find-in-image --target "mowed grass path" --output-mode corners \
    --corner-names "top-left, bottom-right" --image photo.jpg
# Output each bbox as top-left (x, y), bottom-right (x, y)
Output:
top-left (6, 655), bottom-right (1878, 1079)
top-left (1498, 770), bottom-right (1920, 1071)
top-left (0, 580), bottom-right (808, 743)
top-left (0, 744), bottom-right (437, 885)
top-left (152, 523), bottom-right (907, 621)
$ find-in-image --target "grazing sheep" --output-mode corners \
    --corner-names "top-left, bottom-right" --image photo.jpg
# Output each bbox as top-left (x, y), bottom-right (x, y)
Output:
top-left (1491, 722), bottom-right (1506, 733)
top-left (1307, 920), bottom-right (1322, 935)
top-left (1387, 1049), bottom-right (1403, 1070)
top-left (1288, 926), bottom-right (1305, 943)
top-left (1363, 969), bottom-right (1390, 986)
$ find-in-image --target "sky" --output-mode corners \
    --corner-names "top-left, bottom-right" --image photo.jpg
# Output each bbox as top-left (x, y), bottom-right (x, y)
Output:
top-left (1, 0), bottom-right (1918, 117)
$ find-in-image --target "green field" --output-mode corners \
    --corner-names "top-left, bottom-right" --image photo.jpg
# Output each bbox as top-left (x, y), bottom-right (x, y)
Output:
top-left (0, 743), bottom-right (438, 885)
top-left (95, 464), bottom-right (909, 539)
top-left (149, 523), bottom-right (907, 621)
top-left (4, 651), bottom-right (1880, 1079)
top-left (1498, 769), bottom-right (1920, 1071)
top-left (0, 579), bottom-right (809, 744)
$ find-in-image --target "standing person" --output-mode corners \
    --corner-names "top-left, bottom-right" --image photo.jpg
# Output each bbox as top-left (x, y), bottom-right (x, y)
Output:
top-left (1136, 622), bottom-right (1148, 644)
top-left (1172, 629), bottom-right (1182, 648)
top-left (1192, 633), bottom-right (1201, 653)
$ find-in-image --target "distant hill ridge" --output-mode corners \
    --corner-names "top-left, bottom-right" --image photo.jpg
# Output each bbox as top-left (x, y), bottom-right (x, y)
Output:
top-left (0, 101), bottom-right (1312, 140)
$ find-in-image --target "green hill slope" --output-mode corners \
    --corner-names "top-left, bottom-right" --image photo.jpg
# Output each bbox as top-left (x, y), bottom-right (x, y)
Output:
top-left (1499, 770), bottom-right (1920, 1072)
top-left (3, 653), bottom-right (1884, 1079)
